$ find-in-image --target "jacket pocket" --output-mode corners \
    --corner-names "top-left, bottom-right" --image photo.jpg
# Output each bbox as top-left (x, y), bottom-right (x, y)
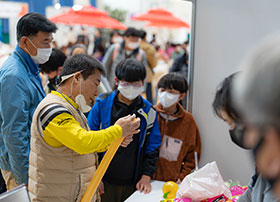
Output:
top-left (159, 135), bottom-right (182, 161)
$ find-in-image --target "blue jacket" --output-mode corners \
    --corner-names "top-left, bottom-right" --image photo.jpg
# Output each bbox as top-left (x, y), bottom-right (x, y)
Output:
top-left (88, 90), bottom-right (161, 180)
top-left (0, 46), bottom-right (45, 185)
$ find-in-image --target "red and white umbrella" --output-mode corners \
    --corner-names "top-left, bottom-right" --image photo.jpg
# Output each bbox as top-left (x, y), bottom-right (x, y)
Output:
top-left (132, 8), bottom-right (190, 29)
top-left (50, 5), bottom-right (127, 30)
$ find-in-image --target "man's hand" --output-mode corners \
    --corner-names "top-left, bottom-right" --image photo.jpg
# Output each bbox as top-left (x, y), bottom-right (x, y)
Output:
top-left (115, 114), bottom-right (140, 137)
top-left (136, 175), bottom-right (151, 194)
top-left (98, 181), bottom-right (104, 195)
top-left (120, 134), bottom-right (133, 147)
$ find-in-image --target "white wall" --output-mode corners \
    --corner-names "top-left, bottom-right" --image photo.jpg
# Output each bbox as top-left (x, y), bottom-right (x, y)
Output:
top-left (193, 0), bottom-right (280, 184)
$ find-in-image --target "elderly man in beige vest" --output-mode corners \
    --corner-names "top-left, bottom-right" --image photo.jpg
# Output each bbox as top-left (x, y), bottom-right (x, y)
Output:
top-left (28, 54), bottom-right (140, 202)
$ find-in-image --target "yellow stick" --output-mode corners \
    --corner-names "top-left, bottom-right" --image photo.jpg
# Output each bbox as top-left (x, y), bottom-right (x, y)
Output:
top-left (81, 137), bottom-right (125, 202)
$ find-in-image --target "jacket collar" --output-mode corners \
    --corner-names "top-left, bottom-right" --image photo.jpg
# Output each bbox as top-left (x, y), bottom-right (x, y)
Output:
top-left (154, 103), bottom-right (185, 119)
top-left (14, 46), bottom-right (45, 97)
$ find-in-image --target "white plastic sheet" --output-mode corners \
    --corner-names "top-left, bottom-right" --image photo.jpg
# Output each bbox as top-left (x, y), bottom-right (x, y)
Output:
top-left (177, 161), bottom-right (232, 201)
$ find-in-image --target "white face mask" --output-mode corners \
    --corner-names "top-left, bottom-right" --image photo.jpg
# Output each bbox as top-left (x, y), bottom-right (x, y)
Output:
top-left (112, 36), bottom-right (123, 44)
top-left (158, 91), bottom-right (180, 108)
top-left (118, 85), bottom-right (144, 100)
top-left (126, 42), bottom-right (139, 50)
top-left (74, 78), bottom-right (91, 113)
top-left (26, 38), bottom-right (52, 64)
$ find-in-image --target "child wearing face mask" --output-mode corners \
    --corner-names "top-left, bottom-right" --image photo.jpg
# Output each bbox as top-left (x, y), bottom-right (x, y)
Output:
top-left (87, 58), bottom-right (161, 202)
top-left (153, 73), bottom-right (201, 183)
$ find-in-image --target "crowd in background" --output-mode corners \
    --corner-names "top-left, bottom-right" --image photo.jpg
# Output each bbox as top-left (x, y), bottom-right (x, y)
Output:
top-left (46, 26), bottom-right (190, 105)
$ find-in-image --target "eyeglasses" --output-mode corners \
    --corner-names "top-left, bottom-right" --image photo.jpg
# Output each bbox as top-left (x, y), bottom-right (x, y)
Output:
top-left (119, 81), bottom-right (143, 88)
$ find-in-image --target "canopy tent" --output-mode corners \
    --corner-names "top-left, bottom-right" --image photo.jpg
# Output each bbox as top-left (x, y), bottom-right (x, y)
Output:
top-left (132, 8), bottom-right (190, 29)
top-left (49, 5), bottom-right (127, 30)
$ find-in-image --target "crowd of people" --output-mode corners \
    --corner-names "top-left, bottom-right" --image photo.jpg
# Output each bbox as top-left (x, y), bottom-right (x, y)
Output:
top-left (1, 10), bottom-right (280, 202)
top-left (0, 13), bottom-right (200, 202)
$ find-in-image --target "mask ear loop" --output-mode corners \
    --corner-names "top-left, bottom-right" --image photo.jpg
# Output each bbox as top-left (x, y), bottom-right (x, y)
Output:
top-left (79, 76), bottom-right (82, 95)
top-left (69, 77), bottom-right (75, 98)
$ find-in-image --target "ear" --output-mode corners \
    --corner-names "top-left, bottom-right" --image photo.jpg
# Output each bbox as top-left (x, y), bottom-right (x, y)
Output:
top-left (19, 36), bottom-right (28, 49)
top-left (178, 93), bottom-right (186, 101)
top-left (115, 77), bottom-right (119, 86)
top-left (57, 66), bottom-right (63, 75)
top-left (73, 71), bottom-right (82, 84)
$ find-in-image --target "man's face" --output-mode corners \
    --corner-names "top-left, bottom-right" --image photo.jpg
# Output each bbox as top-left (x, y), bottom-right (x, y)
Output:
top-left (80, 69), bottom-right (101, 106)
top-left (124, 36), bottom-right (140, 51)
top-left (23, 31), bottom-right (53, 56)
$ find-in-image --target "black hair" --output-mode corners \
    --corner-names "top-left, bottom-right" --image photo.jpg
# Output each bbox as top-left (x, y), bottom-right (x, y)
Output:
top-left (115, 58), bottom-right (146, 82)
top-left (139, 30), bottom-right (147, 40)
top-left (123, 27), bottom-right (140, 37)
top-left (157, 72), bottom-right (189, 93)
top-left (212, 72), bottom-right (241, 122)
top-left (16, 13), bottom-right (57, 42)
top-left (110, 30), bottom-right (120, 38)
top-left (60, 54), bottom-right (105, 82)
top-left (39, 48), bottom-right (66, 73)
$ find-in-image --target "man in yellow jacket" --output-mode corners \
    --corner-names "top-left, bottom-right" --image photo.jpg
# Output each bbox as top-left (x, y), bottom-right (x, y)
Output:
top-left (28, 54), bottom-right (140, 202)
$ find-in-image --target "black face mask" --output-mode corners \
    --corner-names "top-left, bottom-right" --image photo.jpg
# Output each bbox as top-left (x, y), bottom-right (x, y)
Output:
top-left (229, 125), bottom-right (250, 150)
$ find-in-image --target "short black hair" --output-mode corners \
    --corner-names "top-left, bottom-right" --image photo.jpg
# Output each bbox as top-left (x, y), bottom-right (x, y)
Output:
top-left (39, 48), bottom-right (66, 73)
top-left (115, 58), bottom-right (146, 82)
top-left (16, 13), bottom-right (57, 42)
top-left (212, 72), bottom-right (241, 122)
top-left (157, 72), bottom-right (188, 93)
top-left (123, 27), bottom-right (140, 37)
top-left (139, 30), bottom-right (147, 40)
top-left (60, 54), bottom-right (105, 81)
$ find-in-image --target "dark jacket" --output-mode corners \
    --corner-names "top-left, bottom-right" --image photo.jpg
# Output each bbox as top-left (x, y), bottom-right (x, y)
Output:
top-left (170, 51), bottom-right (188, 78)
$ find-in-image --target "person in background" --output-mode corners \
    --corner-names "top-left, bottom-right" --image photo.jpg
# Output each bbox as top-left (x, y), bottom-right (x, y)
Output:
top-left (70, 43), bottom-right (88, 56)
top-left (28, 54), bottom-right (140, 201)
top-left (88, 58), bottom-right (161, 202)
top-left (139, 30), bottom-right (158, 104)
top-left (171, 44), bottom-right (183, 61)
top-left (110, 30), bottom-right (123, 45)
top-left (0, 13), bottom-right (57, 190)
top-left (233, 35), bottom-right (280, 199)
top-left (170, 40), bottom-right (189, 79)
top-left (104, 30), bottom-right (123, 55)
top-left (170, 40), bottom-right (190, 108)
top-left (39, 48), bottom-right (66, 94)
top-left (153, 73), bottom-right (201, 183)
top-left (93, 44), bottom-right (105, 62)
top-left (102, 27), bottom-right (148, 89)
top-left (93, 29), bottom-right (103, 54)
top-left (213, 73), bottom-right (278, 202)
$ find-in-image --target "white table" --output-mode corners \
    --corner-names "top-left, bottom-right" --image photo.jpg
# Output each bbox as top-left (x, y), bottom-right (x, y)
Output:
top-left (125, 180), bottom-right (166, 202)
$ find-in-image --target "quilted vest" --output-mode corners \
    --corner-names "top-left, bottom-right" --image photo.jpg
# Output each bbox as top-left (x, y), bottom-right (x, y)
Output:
top-left (29, 93), bottom-right (99, 202)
